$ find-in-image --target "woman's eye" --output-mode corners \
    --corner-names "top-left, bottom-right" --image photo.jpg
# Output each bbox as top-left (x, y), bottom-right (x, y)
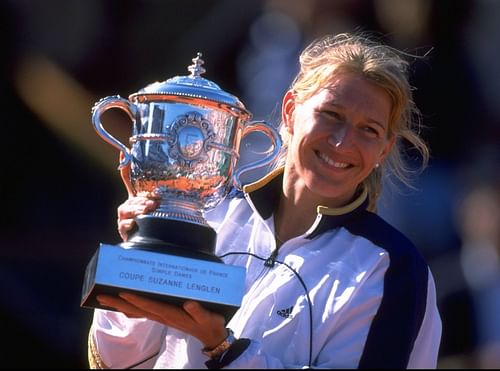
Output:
top-left (362, 125), bottom-right (381, 137)
top-left (320, 110), bottom-right (340, 119)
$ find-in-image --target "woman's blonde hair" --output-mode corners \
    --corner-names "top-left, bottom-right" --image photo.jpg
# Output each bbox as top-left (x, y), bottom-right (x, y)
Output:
top-left (275, 32), bottom-right (429, 211)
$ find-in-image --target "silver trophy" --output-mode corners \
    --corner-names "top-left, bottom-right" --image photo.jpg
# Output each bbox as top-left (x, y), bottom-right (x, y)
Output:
top-left (81, 53), bottom-right (282, 321)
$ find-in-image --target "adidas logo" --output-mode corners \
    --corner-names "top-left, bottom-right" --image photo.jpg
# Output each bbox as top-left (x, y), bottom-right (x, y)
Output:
top-left (277, 305), bottom-right (294, 318)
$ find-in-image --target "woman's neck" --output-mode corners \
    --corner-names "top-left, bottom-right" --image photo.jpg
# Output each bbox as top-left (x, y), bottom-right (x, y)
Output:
top-left (274, 172), bottom-right (319, 244)
top-left (275, 164), bottom-right (359, 244)
top-left (274, 193), bottom-right (315, 245)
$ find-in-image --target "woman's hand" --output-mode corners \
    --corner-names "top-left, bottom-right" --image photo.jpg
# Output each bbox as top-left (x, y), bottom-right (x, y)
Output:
top-left (116, 151), bottom-right (159, 241)
top-left (111, 154), bottom-right (228, 349)
top-left (117, 196), bottom-right (159, 241)
top-left (96, 293), bottom-right (228, 350)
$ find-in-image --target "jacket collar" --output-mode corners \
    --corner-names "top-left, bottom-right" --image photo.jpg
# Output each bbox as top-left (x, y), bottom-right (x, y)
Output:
top-left (243, 167), bottom-right (369, 238)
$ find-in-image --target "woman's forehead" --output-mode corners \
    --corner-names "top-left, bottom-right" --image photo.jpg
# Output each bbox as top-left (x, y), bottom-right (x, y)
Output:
top-left (317, 73), bottom-right (390, 104)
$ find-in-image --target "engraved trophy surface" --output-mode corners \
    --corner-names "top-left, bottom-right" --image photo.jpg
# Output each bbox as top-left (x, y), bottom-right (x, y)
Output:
top-left (81, 54), bottom-right (282, 321)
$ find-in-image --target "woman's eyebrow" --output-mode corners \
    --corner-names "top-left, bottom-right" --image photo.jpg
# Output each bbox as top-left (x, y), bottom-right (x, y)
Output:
top-left (323, 101), bottom-right (386, 130)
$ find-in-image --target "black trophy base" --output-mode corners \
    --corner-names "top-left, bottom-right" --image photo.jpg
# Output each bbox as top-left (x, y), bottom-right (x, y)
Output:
top-left (81, 216), bottom-right (246, 323)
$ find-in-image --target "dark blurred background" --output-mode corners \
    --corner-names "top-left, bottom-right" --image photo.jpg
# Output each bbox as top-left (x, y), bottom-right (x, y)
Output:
top-left (1, 0), bottom-right (499, 368)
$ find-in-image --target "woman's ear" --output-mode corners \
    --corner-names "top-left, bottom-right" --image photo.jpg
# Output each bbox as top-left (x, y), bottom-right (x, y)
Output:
top-left (282, 90), bottom-right (296, 134)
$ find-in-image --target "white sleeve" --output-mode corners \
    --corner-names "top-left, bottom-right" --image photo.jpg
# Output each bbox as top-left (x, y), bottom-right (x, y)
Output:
top-left (89, 309), bottom-right (167, 369)
top-left (407, 269), bottom-right (442, 368)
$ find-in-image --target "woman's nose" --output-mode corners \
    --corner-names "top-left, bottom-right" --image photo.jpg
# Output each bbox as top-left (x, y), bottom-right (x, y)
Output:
top-left (327, 121), bottom-right (350, 148)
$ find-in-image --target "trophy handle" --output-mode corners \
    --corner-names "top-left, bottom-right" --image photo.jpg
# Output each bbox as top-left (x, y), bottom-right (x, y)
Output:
top-left (233, 121), bottom-right (282, 190)
top-left (91, 95), bottom-right (138, 168)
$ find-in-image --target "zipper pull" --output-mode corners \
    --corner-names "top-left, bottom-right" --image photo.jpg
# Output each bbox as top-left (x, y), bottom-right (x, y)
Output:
top-left (265, 248), bottom-right (279, 267)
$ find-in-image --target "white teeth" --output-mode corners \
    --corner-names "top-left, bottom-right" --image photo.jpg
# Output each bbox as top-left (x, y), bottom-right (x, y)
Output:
top-left (318, 152), bottom-right (349, 168)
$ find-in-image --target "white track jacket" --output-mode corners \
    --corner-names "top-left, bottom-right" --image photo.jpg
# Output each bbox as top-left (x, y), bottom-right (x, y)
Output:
top-left (89, 168), bottom-right (442, 368)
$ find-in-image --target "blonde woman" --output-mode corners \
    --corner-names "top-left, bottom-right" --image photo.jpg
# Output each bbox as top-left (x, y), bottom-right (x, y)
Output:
top-left (89, 32), bottom-right (441, 369)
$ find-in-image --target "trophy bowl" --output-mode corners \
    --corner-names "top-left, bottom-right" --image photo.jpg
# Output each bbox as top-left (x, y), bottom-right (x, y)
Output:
top-left (80, 53), bottom-right (282, 322)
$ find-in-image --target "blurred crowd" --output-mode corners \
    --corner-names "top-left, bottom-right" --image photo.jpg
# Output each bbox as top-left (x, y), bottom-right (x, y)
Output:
top-left (1, 0), bottom-right (499, 368)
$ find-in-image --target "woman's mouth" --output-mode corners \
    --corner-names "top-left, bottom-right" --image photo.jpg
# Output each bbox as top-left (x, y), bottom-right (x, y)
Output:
top-left (316, 151), bottom-right (350, 168)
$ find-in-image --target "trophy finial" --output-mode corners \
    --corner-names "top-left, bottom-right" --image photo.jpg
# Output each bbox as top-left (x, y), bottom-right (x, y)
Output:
top-left (188, 52), bottom-right (206, 77)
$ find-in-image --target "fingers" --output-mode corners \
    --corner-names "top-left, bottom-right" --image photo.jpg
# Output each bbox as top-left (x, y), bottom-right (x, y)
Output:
top-left (96, 294), bottom-right (147, 318)
top-left (117, 197), bottom-right (158, 241)
top-left (183, 300), bottom-right (227, 349)
top-left (119, 293), bottom-right (187, 321)
top-left (113, 293), bottom-right (228, 349)
top-left (183, 300), bottom-right (215, 323)
top-left (118, 293), bottom-right (194, 333)
top-left (117, 197), bottom-right (158, 219)
top-left (117, 219), bottom-right (135, 241)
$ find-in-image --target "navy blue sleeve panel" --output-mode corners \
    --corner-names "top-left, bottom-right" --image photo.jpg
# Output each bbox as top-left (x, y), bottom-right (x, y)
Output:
top-left (345, 211), bottom-right (429, 369)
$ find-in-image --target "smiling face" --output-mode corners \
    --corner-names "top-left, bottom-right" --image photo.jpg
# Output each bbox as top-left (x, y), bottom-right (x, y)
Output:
top-left (283, 72), bottom-right (395, 207)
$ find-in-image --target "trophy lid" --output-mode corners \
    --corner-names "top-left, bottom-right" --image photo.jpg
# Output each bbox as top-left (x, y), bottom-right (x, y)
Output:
top-left (130, 53), bottom-right (250, 115)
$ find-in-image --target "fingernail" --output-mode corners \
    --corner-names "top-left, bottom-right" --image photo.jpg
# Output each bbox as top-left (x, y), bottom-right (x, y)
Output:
top-left (96, 295), bottom-right (107, 304)
top-left (118, 292), bottom-right (133, 300)
top-left (183, 301), bottom-right (196, 311)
